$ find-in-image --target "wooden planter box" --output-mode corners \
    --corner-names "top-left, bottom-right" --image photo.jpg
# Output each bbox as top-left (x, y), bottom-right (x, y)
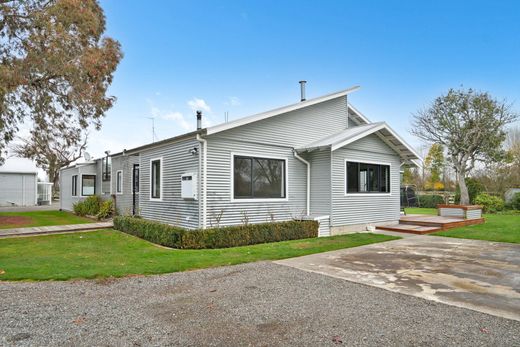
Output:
top-left (437, 204), bottom-right (483, 220)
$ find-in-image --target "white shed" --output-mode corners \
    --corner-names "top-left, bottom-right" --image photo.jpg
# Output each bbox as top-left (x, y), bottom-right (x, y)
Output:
top-left (0, 171), bottom-right (38, 207)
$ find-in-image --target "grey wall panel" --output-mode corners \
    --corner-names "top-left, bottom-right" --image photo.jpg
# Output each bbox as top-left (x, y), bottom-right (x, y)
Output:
top-left (59, 163), bottom-right (98, 211)
top-left (331, 134), bottom-right (401, 226)
top-left (0, 173), bottom-right (37, 206)
top-left (111, 155), bottom-right (140, 215)
top-left (204, 137), bottom-right (307, 227)
top-left (139, 138), bottom-right (200, 229)
top-left (214, 97), bottom-right (349, 148)
top-left (306, 149), bottom-right (331, 216)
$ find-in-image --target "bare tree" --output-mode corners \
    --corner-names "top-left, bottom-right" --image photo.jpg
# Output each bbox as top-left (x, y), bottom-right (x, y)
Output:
top-left (412, 88), bottom-right (518, 204)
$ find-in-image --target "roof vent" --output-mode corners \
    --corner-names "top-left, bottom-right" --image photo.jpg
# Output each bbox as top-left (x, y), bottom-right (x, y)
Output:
top-left (299, 80), bottom-right (307, 102)
top-left (196, 111), bottom-right (202, 130)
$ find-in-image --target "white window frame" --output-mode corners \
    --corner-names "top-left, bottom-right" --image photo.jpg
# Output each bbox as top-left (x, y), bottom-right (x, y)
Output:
top-left (344, 159), bottom-right (392, 196)
top-left (116, 170), bottom-right (123, 195)
top-left (230, 151), bottom-right (289, 203)
top-left (71, 175), bottom-right (78, 197)
top-left (149, 157), bottom-right (163, 201)
top-left (80, 173), bottom-right (97, 197)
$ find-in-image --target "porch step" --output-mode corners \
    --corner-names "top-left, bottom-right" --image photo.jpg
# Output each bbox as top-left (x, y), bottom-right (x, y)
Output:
top-left (376, 224), bottom-right (441, 235)
top-left (399, 216), bottom-right (485, 230)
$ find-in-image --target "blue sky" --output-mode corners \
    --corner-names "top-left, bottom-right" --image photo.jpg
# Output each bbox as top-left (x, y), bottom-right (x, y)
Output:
top-left (87, 0), bottom-right (520, 158)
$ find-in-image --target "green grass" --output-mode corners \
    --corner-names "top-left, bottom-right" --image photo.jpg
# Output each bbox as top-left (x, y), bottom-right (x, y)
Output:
top-left (0, 230), bottom-right (399, 281)
top-left (0, 210), bottom-right (92, 229)
top-left (405, 207), bottom-right (520, 244)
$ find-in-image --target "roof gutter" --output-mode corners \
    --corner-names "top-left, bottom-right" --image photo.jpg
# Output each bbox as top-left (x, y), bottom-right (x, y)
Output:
top-left (293, 150), bottom-right (310, 216)
top-left (196, 134), bottom-right (207, 229)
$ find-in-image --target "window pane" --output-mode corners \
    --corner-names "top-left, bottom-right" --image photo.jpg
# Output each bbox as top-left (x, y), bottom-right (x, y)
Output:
top-left (117, 171), bottom-right (122, 193)
top-left (72, 176), bottom-right (77, 196)
top-left (368, 164), bottom-right (379, 192)
top-left (252, 158), bottom-right (285, 198)
top-left (359, 163), bottom-right (368, 192)
top-left (133, 165), bottom-right (139, 193)
top-left (82, 175), bottom-right (95, 196)
top-left (346, 162), bottom-right (358, 193)
top-left (380, 165), bottom-right (390, 193)
top-left (234, 157), bottom-right (252, 198)
top-left (151, 160), bottom-right (161, 198)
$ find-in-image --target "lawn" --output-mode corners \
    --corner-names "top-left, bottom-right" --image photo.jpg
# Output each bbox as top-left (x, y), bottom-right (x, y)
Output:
top-left (0, 230), bottom-right (399, 281)
top-left (0, 210), bottom-right (92, 229)
top-left (405, 207), bottom-right (520, 244)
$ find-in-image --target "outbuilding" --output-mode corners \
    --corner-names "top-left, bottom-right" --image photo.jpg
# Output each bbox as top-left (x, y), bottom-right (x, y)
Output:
top-left (0, 170), bottom-right (38, 207)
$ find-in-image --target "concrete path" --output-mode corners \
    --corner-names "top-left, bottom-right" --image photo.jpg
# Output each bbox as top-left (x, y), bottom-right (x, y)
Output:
top-left (275, 235), bottom-right (520, 321)
top-left (0, 222), bottom-right (113, 238)
top-left (0, 201), bottom-right (60, 212)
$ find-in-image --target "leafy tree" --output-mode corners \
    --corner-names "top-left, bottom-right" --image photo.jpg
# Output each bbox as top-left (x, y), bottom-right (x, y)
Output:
top-left (0, 0), bottom-right (122, 163)
top-left (424, 143), bottom-right (444, 190)
top-left (412, 88), bottom-right (518, 204)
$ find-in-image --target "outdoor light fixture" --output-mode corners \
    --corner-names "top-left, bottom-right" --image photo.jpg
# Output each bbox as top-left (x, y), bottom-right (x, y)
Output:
top-left (189, 147), bottom-right (199, 155)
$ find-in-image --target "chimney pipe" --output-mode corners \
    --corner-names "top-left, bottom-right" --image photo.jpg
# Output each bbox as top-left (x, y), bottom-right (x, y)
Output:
top-left (299, 80), bottom-right (307, 101)
top-left (196, 110), bottom-right (202, 130)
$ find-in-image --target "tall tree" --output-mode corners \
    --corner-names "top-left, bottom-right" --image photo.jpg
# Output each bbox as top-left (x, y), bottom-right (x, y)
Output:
top-left (412, 88), bottom-right (518, 205)
top-left (424, 143), bottom-right (445, 190)
top-left (0, 0), bottom-right (122, 163)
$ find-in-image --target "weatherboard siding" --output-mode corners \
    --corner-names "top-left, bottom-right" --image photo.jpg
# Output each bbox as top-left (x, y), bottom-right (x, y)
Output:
top-left (138, 137), bottom-right (200, 229)
top-left (59, 163), bottom-right (98, 211)
top-left (215, 97), bottom-right (349, 148)
top-left (204, 137), bottom-right (307, 227)
top-left (307, 149), bottom-right (331, 216)
top-left (111, 155), bottom-right (140, 215)
top-left (331, 134), bottom-right (401, 227)
top-left (0, 172), bottom-right (37, 207)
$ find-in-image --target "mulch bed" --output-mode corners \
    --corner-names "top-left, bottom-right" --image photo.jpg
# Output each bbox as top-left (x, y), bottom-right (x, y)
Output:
top-left (0, 216), bottom-right (34, 228)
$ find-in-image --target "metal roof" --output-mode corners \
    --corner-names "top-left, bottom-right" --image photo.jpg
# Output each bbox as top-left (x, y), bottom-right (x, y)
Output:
top-left (296, 122), bottom-right (421, 163)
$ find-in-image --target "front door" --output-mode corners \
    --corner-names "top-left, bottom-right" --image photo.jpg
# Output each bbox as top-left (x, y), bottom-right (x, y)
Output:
top-left (132, 164), bottom-right (139, 215)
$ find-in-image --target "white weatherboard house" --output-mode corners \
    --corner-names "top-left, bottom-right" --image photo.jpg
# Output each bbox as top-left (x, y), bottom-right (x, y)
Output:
top-left (60, 85), bottom-right (420, 236)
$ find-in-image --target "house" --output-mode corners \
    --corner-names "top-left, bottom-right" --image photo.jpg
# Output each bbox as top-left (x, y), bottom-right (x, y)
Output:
top-left (0, 169), bottom-right (38, 207)
top-left (59, 85), bottom-right (420, 236)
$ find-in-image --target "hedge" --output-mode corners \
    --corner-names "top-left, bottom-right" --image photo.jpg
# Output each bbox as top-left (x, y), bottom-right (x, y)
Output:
top-left (417, 194), bottom-right (444, 208)
top-left (113, 216), bottom-right (319, 249)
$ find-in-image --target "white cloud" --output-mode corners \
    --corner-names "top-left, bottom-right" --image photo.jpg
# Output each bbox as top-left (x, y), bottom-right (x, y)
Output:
top-left (225, 96), bottom-right (241, 107)
top-left (187, 97), bottom-right (211, 113)
top-left (162, 111), bottom-right (191, 131)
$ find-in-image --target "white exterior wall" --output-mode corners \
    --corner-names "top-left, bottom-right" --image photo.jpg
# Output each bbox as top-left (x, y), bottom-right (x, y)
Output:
top-left (111, 155), bottom-right (140, 215)
top-left (59, 163), bottom-right (98, 211)
top-left (0, 173), bottom-right (37, 207)
top-left (331, 134), bottom-right (401, 229)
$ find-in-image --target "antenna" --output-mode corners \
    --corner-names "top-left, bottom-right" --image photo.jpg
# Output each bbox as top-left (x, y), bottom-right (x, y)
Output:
top-left (145, 117), bottom-right (157, 143)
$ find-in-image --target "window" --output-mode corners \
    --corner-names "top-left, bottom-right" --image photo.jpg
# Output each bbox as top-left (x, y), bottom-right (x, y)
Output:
top-left (72, 175), bottom-right (78, 196)
top-left (151, 159), bottom-right (161, 199)
top-left (233, 155), bottom-right (286, 199)
top-left (132, 164), bottom-right (140, 193)
top-left (102, 157), bottom-right (111, 181)
top-left (116, 170), bottom-right (123, 194)
top-left (346, 161), bottom-right (390, 193)
top-left (81, 174), bottom-right (96, 196)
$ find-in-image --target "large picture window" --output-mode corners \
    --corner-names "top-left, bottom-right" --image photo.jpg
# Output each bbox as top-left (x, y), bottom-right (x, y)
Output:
top-left (151, 159), bottom-right (161, 199)
top-left (346, 161), bottom-right (390, 193)
top-left (116, 170), bottom-right (123, 194)
top-left (234, 155), bottom-right (286, 199)
top-left (81, 174), bottom-right (96, 196)
top-left (72, 175), bottom-right (78, 196)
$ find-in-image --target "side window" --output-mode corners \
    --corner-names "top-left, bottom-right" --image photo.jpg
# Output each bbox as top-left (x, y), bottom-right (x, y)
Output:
top-left (116, 170), bottom-right (123, 194)
top-left (72, 175), bottom-right (78, 196)
top-left (81, 175), bottom-right (96, 196)
top-left (151, 159), bottom-right (162, 199)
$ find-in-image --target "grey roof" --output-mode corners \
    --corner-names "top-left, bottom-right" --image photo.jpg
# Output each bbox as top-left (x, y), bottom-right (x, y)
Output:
top-left (296, 122), bottom-right (420, 163)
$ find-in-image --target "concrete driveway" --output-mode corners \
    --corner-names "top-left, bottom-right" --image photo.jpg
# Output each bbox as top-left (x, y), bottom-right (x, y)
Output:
top-left (275, 235), bottom-right (520, 321)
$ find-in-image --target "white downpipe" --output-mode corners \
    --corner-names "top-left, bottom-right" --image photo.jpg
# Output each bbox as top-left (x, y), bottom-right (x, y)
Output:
top-left (293, 150), bottom-right (310, 216)
top-left (196, 134), bottom-right (207, 229)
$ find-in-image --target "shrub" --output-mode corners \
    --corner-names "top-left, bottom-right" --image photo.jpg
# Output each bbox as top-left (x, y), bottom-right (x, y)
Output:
top-left (97, 199), bottom-right (114, 220)
top-left (455, 178), bottom-right (484, 204)
top-left (83, 195), bottom-right (102, 215)
top-left (474, 193), bottom-right (504, 213)
top-left (73, 201), bottom-right (88, 216)
top-left (511, 192), bottom-right (520, 210)
top-left (113, 216), bottom-right (319, 249)
top-left (417, 194), bottom-right (444, 208)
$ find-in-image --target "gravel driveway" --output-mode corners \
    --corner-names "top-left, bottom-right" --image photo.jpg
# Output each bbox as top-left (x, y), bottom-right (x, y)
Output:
top-left (1, 262), bottom-right (519, 346)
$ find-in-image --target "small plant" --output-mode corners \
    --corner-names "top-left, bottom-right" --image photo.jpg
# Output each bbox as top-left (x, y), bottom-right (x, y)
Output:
top-left (474, 193), bottom-right (504, 213)
top-left (240, 210), bottom-right (249, 226)
top-left (96, 199), bottom-right (114, 220)
top-left (417, 194), bottom-right (444, 208)
top-left (210, 209), bottom-right (224, 228)
top-left (73, 201), bottom-right (88, 216)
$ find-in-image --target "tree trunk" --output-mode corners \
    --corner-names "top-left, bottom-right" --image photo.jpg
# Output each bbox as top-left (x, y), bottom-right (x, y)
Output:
top-left (458, 173), bottom-right (470, 205)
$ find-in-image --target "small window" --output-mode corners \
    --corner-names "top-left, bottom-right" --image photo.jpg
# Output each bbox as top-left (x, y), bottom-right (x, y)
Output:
top-left (72, 175), bottom-right (78, 197)
top-left (132, 164), bottom-right (139, 193)
top-left (81, 175), bottom-right (96, 196)
top-left (116, 170), bottom-right (123, 194)
top-left (233, 155), bottom-right (286, 199)
top-left (151, 159), bottom-right (161, 199)
top-left (346, 161), bottom-right (390, 193)
top-left (102, 157), bottom-right (111, 181)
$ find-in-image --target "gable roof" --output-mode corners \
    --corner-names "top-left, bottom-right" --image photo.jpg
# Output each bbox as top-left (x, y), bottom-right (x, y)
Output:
top-left (296, 122), bottom-right (421, 163)
top-left (206, 86), bottom-right (360, 136)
